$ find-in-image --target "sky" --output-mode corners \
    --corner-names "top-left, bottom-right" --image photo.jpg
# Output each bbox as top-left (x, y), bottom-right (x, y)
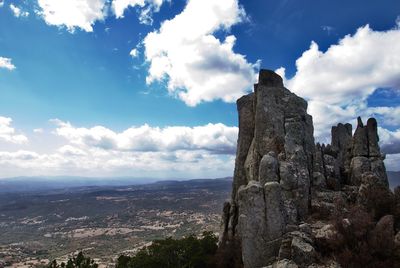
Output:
top-left (0, 0), bottom-right (400, 178)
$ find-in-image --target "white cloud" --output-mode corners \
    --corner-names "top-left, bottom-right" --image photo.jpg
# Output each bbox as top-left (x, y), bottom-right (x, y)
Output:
top-left (378, 127), bottom-right (400, 155)
top-left (0, 120), bottom-right (238, 178)
top-left (283, 25), bottom-right (400, 106)
top-left (129, 48), bottom-right (139, 58)
top-left (10, 4), bottom-right (29, 17)
top-left (367, 106), bottom-right (400, 126)
top-left (278, 24), bottom-right (400, 141)
top-left (58, 145), bottom-right (87, 156)
top-left (143, 0), bottom-right (257, 106)
top-left (0, 148), bottom-right (235, 178)
top-left (52, 119), bottom-right (238, 154)
top-left (0, 57), bottom-right (16, 70)
top-left (112, 0), bottom-right (167, 25)
top-left (33, 128), bottom-right (44, 133)
top-left (0, 116), bottom-right (28, 144)
top-left (37, 0), bottom-right (108, 32)
top-left (0, 0), bottom-right (4, 8)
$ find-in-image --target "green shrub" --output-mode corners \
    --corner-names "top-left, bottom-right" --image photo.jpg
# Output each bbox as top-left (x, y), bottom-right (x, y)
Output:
top-left (116, 231), bottom-right (218, 268)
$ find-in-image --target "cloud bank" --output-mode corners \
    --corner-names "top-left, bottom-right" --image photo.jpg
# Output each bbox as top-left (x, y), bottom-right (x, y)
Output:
top-left (1, 114), bottom-right (400, 178)
top-left (0, 118), bottom-right (237, 178)
top-left (53, 119), bottom-right (237, 154)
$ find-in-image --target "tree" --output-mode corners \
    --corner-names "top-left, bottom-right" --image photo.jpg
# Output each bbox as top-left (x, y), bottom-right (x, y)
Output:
top-left (48, 252), bottom-right (98, 268)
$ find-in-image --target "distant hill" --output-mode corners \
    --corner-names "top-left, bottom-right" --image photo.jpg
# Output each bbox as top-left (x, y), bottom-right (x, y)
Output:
top-left (0, 176), bottom-right (232, 193)
top-left (0, 176), bottom-right (157, 193)
top-left (388, 171), bottom-right (400, 190)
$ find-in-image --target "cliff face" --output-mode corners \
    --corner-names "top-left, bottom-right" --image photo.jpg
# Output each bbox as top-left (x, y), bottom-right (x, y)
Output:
top-left (220, 69), bottom-right (392, 268)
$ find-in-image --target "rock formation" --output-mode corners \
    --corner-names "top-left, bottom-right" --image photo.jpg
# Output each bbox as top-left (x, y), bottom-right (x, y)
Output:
top-left (219, 69), bottom-right (395, 268)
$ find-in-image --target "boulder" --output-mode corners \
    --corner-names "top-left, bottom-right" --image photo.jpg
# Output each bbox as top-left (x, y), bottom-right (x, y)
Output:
top-left (313, 223), bottom-right (337, 250)
top-left (265, 182), bottom-right (286, 240)
top-left (238, 181), bottom-right (276, 267)
top-left (291, 236), bottom-right (316, 266)
top-left (259, 152), bottom-right (279, 185)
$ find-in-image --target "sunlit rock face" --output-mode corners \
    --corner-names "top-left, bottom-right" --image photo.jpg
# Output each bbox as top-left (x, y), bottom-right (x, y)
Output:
top-left (219, 69), bottom-right (390, 268)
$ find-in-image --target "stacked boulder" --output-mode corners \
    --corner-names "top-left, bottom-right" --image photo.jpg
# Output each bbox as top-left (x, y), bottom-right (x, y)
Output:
top-left (220, 69), bottom-right (393, 268)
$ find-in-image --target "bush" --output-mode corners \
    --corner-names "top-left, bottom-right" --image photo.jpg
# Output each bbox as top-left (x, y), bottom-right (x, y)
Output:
top-left (116, 231), bottom-right (218, 268)
top-left (325, 201), bottom-right (400, 268)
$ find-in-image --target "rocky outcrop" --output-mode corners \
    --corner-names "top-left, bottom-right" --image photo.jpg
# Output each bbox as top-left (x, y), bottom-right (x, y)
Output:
top-left (221, 69), bottom-right (315, 267)
top-left (219, 69), bottom-right (393, 268)
top-left (349, 117), bottom-right (388, 186)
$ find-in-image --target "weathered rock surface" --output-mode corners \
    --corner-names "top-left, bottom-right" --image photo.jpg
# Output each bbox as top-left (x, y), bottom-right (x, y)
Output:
top-left (219, 69), bottom-right (392, 268)
top-left (349, 117), bottom-right (388, 186)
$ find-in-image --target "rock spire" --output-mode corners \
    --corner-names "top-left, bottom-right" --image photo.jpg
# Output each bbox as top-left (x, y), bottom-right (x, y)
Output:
top-left (219, 69), bottom-right (391, 268)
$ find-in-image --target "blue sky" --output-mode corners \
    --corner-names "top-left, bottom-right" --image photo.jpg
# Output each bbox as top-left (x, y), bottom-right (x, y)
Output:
top-left (0, 0), bottom-right (399, 178)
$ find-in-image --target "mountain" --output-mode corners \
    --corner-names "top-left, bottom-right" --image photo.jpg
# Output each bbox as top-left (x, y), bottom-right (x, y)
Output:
top-left (0, 176), bottom-right (232, 194)
top-left (0, 176), bottom-right (162, 193)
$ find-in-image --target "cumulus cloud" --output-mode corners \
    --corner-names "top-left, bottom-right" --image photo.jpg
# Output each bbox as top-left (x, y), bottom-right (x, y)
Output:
top-left (52, 119), bottom-right (238, 154)
top-left (278, 23), bottom-right (400, 142)
top-left (0, 0), bottom-right (4, 8)
top-left (58, 145), bottom-right (87, 156)
top-left (0, 116), bottom-right (28, 144)
top-left (0, 120), bottom-right (238, 177)
top-left (112, 0), bottom-right (167, 25)
top-left (367, 106), bottom-right (400, 126)
top-left (378, 127), bottom-right (400, 155)
top-left (37, 0), bottom-right (108, 32)
top-left (10, 4), bottom-right (29, 17)
top-left (0, 57), bottom-right (16, 70)
top-left (143, 0), bottom-right (257, 106)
